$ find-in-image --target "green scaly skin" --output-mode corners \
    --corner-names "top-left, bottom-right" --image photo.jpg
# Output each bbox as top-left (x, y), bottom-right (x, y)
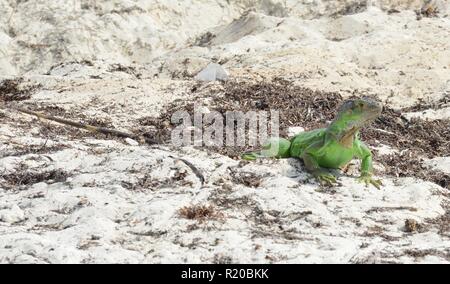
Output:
top-left (242, 98), bottom-right (383, 189)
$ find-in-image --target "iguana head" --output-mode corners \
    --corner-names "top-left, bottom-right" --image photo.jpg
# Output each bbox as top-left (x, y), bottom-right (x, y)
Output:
top-left (336, 98), bottom-right (382, 127)
top-left (329, 98), bottom-right (382, 144)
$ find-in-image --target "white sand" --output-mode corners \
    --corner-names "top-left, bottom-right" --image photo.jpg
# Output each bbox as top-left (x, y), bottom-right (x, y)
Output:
top-left (0, 0), bottom-right (449, 263)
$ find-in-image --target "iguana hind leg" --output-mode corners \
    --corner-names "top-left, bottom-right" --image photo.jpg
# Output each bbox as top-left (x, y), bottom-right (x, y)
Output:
top-left (302, 152), bottom-right (338, 186)
top-left (242, 138), bottom-right (291, 160)
top-left (300, 140), bottom-right (340, 187)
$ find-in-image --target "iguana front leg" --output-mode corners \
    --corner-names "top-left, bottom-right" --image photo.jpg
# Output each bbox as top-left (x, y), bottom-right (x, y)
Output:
top-left (355, 141), bottom-right (383, 189)
top-left (302, 150), bottom-right (338, 187)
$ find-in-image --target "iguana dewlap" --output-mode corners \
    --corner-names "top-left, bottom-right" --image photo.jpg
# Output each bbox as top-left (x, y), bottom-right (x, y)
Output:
top-left (242, 98), bottom-right (383, 189)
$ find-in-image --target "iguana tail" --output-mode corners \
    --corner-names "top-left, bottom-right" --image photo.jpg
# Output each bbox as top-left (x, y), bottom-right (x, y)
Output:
top-left (242, 137), bottom-right (291, 160)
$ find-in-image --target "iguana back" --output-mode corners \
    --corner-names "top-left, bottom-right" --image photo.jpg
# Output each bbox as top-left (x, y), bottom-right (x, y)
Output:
top-left (289, 128), bottom-right (326, 157)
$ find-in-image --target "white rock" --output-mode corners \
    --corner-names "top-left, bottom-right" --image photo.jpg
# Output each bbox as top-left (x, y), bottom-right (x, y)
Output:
top-left (125, 138), bottom-right (139, 146)
top-left (287, 126), bottom-right (305, 137)
top-left (0, 205), bottom-right (25, 224)
top-left (194, 63), bottom-right (229, 82)
top-left (423, 157), bottom-right (450, 174)
top-left (403, 107), bottom-right (450, 121)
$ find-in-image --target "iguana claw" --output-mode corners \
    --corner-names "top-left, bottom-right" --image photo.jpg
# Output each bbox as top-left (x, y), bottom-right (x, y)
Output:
top-left (357, 173), bottom-right (382, 190)
top-left (314, 172), bottom-right (338, 187)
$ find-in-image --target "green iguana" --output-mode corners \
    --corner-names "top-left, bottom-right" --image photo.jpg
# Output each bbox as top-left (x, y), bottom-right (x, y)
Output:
top-left (242, 98), bottom-right (383, 189)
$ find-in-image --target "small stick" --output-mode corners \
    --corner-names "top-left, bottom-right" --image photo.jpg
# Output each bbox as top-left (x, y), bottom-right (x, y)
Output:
top-left (170, 155), bottom-right (206, 185)
top-left (14, 107), bottom-right (157, 145)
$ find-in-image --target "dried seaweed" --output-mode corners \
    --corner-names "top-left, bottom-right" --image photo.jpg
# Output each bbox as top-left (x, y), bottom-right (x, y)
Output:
top-left (0, 78), bottom-right (40, 102)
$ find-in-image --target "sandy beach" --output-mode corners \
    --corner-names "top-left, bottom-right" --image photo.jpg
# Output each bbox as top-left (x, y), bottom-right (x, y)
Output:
top-left (0, 0), bottom-right (449, 263)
